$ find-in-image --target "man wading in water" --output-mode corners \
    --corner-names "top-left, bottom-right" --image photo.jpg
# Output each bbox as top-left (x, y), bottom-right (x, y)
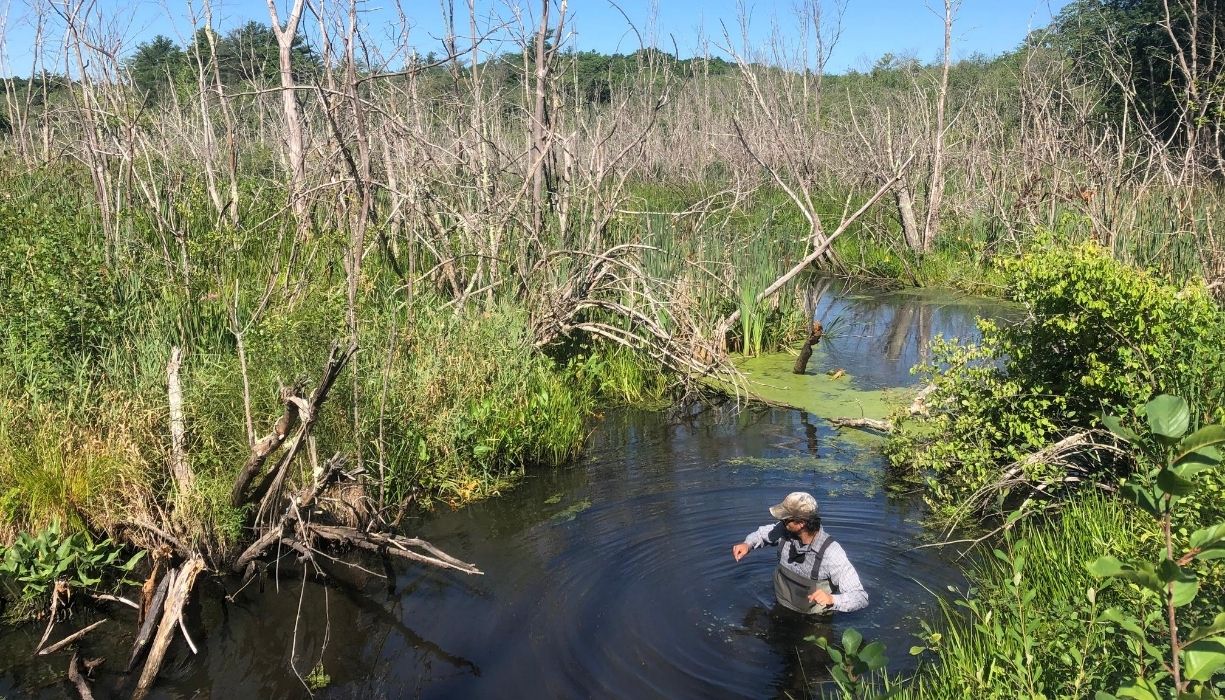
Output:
top-left (731, 492), bottom-right (868, 615)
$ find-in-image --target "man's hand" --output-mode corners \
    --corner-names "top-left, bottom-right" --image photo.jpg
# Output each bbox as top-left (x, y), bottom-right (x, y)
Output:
top-left (808, 589), bottom-right (834, 607)
top-left (732, 543), bottom-right (750, 561)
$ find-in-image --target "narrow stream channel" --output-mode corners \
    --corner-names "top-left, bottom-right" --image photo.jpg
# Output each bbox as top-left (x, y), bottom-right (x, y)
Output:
top-left (1, 284), bottom-right (1012, 699)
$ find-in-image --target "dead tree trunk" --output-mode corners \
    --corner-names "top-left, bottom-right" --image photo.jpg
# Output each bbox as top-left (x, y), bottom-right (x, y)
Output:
top-left (894, 182), bottom-right (923, 252)
top-left (920, 0), bottom-right (960, 252)
top-left (266, 0), bottom-right (310, 234)
top-left (792, 320), bottom-right (824, 374)
top-left (167, 347), bottom-right (192, 495)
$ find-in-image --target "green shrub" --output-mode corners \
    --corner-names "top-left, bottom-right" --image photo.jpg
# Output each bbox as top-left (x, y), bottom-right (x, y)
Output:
top-left (565, 344), bottom-right (671, 407)
top-left (0, 397), bottom-right (150, 538)
top-left (888, 241), bottom-right (1225, 514)
top-left (901, 495), bottom-right (1147, 698)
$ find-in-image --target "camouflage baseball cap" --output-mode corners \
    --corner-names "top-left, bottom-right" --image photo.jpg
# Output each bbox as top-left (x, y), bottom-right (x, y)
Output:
top-left (769, 491), bottom-right (819, 520)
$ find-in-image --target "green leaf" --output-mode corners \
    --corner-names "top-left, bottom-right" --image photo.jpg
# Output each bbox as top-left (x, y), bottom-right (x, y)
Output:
top-left (1090, 557), bottom-right (1165, 593)
top-left (1174, 425), bottom-right (1225, 465)
top-left (858, 641), bottom-right (887, 671)
top-left (1170, 461), bottom-right (1217, 481)
top-left (1146, 394), bottom-right (1190, 439)
top-left (121, 551), bottom-right (146, 571)
top-left (1102, 414), bottom-right (1139, 442)
top-left (1190, 524), bottom-right (1225, 550)
top-left (1186, 613), bottom-right (1225, 645)
top-left (1116, 676), bottom-right (1162, 700)
top-left (1182, 637), bottom-right (1225, 682)
top-left (1094, 693), bottom-right (1120, 700)
top-left (1157, 468), bottom-right (1197, 496)
top-left (1088, 556), bottom-right (1125, 577)
top-left (1117, 562), bottom-right (1163, 595)
top-left (76, 573), bottom-right (101, 586)
top-left (1172, 578), bottom-right (1200, 607)
top-left (1193, 544), bottom-right (1225, 561)
top-left (842, 628), bottom-right (863, 655)
top-left (1120, 483), bottom-right (1161, 518)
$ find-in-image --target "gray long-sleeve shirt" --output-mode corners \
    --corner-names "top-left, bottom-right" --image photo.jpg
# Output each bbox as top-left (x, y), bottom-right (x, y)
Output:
top-left (744, 523), bottom-right (869, 613)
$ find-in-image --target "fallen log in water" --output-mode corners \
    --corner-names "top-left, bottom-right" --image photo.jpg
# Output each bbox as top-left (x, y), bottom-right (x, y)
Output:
top-left (829, 417), bottom-right (895, 433)
top-left (108, 341), bottom-right (484, 698)
top-left (127, 572), bottom-right (172, 672)
top-left (37, 620), bottom-right (107, 657)
top-left (133, 556), bottom-right (205, 700)
top-left (830, 383), bottom-right (937, 435)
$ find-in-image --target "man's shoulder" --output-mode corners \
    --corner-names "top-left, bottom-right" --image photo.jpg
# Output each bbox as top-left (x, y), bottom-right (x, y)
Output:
top-left (757, 521), bottom-right (786, 539)
top-left (819, 533), bottom-right (846, 554)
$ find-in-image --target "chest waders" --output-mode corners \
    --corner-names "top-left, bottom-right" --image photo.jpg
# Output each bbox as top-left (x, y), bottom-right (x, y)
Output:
top-left (773, 537), bottom-right (835, 615)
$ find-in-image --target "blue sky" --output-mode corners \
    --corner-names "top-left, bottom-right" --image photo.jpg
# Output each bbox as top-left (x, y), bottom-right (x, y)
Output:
top-left (1, 0), bottom-right (1070, 75)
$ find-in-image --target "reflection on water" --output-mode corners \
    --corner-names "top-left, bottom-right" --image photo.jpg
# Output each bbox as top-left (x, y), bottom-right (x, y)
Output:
top-left (0, 285), bottom-right (1011, 699)
top-left (802, 280), bottom-right (1018, 390)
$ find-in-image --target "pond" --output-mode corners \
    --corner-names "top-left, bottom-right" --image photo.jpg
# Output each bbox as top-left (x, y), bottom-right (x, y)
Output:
top-left (0, 283), bottom-right (1015, 699)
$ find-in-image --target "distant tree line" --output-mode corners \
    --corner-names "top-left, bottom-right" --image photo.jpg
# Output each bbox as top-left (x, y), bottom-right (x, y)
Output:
top-left (126, 22), bottom-right (321, 102)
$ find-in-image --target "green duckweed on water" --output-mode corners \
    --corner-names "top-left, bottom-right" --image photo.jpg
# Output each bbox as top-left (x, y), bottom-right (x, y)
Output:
top-left (732, 352), bottom-right (911, 421)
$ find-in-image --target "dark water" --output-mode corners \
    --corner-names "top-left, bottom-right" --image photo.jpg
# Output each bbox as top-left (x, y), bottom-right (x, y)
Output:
top-left (0, 286), bottom-right (1009, 699)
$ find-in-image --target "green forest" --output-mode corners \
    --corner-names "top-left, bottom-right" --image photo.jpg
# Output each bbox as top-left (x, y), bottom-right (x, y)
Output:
top-left (1, 0), bottom-right (1224, 696)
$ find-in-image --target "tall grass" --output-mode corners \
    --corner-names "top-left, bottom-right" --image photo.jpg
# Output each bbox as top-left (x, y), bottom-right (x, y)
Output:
top-left (0, 397), bottom-right (152, 541)
top-left (899, 496), bottom-right (1149, 698)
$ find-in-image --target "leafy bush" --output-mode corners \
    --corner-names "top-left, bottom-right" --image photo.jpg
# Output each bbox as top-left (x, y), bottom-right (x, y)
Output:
top-left (1089, 395), bottom-right (1225, 697)
top-left (368, 301), bottom-right (591, 507)
top-left (0, 519), bottom-right (145, 608)
top-left (888, 242), bottom-right (1225, 513)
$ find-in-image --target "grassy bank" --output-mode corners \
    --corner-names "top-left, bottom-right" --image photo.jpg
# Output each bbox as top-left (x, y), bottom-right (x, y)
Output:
top-left (859, 244), bottom-right (1225, 698)
top-left (897, 495), bottom-right (1149, 699)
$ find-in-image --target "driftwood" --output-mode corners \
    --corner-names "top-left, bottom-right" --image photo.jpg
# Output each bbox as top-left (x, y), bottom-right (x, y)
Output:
top-left (527, 245), bottom-right (741, 389)
top-left (830, 417), bottom-right (894, 433)
top-left (830, 383), bottom-right (937, 435)
top-left (90, 593), bottom-right (139, 610)
top-left (248, 343), bottom-right (355, 525)
top-left (133, 556), bottom-right (206, 699)
top-left (945, 429), bottom-right (1128, 531)
top-left (792, 320), bottom-right (824, 374)
top-left (229, 383), bottom-right (303, 507)
top-left (307, 524), bottom-right (483, 575)
top-left (35, 580), bottom-right (70, 655)
top-left (230, 453), bottom-right (483, 577)
top-left (36, 620), bottom-right (107, 656)
top-left (111, 344), bottom-right (482, 696)
top-left (127, 572), bottom-right (172, 672)
top-left (67, 651), bottom-right (94, 700)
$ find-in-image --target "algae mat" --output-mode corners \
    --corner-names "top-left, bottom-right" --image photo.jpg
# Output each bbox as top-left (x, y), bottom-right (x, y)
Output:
top-left (733, 352), bottom-right (911, 421)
